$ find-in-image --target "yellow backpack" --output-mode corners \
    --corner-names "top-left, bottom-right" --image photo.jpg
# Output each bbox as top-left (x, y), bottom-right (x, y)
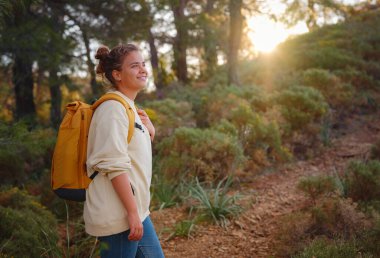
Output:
top-left (51, 92), bottom-right (135, 202)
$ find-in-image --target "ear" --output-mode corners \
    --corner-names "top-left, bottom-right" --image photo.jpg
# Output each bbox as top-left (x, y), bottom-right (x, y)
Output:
top-left (112, 70), bottom-right (121, 82)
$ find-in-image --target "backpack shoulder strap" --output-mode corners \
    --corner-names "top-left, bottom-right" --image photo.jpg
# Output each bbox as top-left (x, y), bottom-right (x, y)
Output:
top-left (91, 92), bottom-right (135, 143)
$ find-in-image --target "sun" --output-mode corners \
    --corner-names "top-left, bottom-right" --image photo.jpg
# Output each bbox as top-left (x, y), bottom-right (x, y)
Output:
top-left (248, 16), bottom-right (308, 53)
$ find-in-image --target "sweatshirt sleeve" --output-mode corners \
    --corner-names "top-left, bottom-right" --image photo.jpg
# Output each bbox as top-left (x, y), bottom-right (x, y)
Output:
top-left (86, 100), bottom-right (131, 180)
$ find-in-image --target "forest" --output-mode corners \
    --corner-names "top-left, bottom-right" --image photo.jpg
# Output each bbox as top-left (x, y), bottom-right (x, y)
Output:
top-left (1, 0), bottom-right (380, 257)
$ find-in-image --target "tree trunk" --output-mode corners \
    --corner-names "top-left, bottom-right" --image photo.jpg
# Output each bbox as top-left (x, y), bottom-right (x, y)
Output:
top-left (171, 0), bottom-right (188, 83)
top-left (13, 55), bottom-right (36, 122)
top-left (83, 30), bottom-right (100, 97)
top-left (203, 0), bottom-right (217, 77)
top-left (228, 0), bottom-right (243, 86)
top-left (49, 68), bottom-right (62, 129)
top-left (148, 29), bottom-right (164, 96)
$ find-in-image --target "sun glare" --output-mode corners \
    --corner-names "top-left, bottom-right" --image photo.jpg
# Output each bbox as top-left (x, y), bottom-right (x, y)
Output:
top-left (248, 16), bottom-right (308, 53)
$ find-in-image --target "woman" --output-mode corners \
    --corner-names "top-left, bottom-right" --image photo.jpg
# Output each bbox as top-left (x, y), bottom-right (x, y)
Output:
top-left (84, 43), bottom-right (165, 258)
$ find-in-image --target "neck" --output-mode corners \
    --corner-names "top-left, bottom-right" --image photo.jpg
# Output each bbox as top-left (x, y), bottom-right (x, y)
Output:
top-left (117, 87), bottom-right (139, 101)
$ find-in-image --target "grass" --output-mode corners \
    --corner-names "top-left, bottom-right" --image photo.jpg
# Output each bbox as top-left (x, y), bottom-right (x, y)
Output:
top-left (188, 176), bottom-right (242, 227)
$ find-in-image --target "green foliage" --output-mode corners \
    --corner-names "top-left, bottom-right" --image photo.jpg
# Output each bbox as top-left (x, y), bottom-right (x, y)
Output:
top-left (143, 98), bottom-right (195, 141)
top-left (297, 175), bottom-right (337, 204)
top-left (211, 119), bottom-right (239, 137)
top-left (293, 237), bottom-right (371, 258)
top-left (156, 127), bottom-right (244, 182)
top-left (170, 219), bottom-right (197, 239)
top-left (188, 177), bottom-right (242, 227)
top-left (309, 197), bottom-right (366, 238)
top-left (151, 174), bottom-right (180, 210)
top-left (0, 121), bottom-right (55, 185)
top-left (302, 68), bottom-right (354, 107)
top-left (275, 85), bottom-right (329, 132)
top-left (273, 10), bottom-right (380, 89)
top-left (360, 216), bottom-right (380, 255)
top-left (204, 85), bottom-right (290, 168)
top-left (0, 187), bottom-right (61, 257)
top-left (343, 160), bottom-right (380, 203)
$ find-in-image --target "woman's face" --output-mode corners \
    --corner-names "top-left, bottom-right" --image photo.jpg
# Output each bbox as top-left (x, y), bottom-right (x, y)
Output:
top-left (115, 50), bottom-right (148, 91)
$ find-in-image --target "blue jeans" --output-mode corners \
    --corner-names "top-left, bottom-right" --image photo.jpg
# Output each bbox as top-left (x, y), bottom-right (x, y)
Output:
top-left (98, 216), bottom-right (165, 258)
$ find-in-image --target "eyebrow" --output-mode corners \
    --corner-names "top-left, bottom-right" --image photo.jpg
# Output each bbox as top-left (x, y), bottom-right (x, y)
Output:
top-left (128, 61), bottom-right (146, 66)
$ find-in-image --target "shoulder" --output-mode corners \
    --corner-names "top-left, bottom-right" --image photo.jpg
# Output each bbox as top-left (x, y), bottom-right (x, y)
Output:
top-left (93, 100), bottom-right (127, 122)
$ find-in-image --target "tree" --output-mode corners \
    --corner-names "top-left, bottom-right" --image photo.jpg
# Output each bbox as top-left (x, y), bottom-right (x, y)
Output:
top-left (170, 0), bottom-right (189, 83)
top-left (281, 0), bottom-right (346, 31)
top-left (228, 0), bottom-right (243, 86)
top-left (0, 0), bottom-right (40, 122)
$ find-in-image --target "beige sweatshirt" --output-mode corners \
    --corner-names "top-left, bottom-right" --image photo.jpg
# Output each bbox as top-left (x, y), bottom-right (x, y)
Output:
top-left (84, 90), bottom-right (152, 237)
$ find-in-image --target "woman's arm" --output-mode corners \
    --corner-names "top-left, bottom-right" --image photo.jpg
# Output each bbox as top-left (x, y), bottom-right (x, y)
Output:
top-left (111, 173), bottom-right (143, 241)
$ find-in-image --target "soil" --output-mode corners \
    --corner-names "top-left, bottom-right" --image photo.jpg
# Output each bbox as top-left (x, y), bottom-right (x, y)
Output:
top-left (150, 112), bottom-right (380, 258)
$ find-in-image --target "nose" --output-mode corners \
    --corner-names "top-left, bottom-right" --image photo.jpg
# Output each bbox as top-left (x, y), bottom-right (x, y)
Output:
top-left (139, 63), bottom-right (147, 75)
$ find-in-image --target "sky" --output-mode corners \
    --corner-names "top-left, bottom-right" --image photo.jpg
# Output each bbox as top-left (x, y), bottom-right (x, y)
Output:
top-left (248, 0), bottom-right (368, 53)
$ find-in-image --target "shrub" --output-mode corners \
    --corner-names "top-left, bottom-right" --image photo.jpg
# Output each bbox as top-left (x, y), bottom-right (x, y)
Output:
top-left (0, 121), bottom-right (55, 185)
top-left (344, 160), bottom-right (380, 203)
top-left (302, 68), bottom-right (354, 107)
top-left (0, 187), bottom-right (61, 257)
top-left (275, 212), bottom-right (312, 257)
top-left (297, 176), bottom-right (337, 204)
top-left (188, 177), bottom-right (242, 227)
top-left (156, 127), bottom-right (245, 182)
top-left (360, 216), bottom-right (380, 256)
top-left (209, 95), bottom-right (290, 170)
top-left (275, 85), bottom-right (329, 133)
top-left (293, 237), bottom-right (371, 258)
top-left (309, 197), bottom-right (367, 238)
top-left (166, 85), bottom-right (210, 128)
top-left (143, 98), bottom-right (195, 141)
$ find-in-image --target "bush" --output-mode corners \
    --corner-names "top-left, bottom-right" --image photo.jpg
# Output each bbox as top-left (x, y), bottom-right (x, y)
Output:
top-left (275, 85), bottom-right (329, 133)
top-left (297, 176), bottom-right (337, 204)
top-left (0, 187), bottom-right (61, 257)
top-left (143, 98), bottom-right (195, 141)
top-left (275, 212), bottom-right (312, 257)
top-left (302, 68), bottom-right (354, 107)
top-left (208, 93), bottom-right (290, 170)
top-left (360, 216), bottom-right (380, 256)
top-left (275, 197), bottom-right (368, 257)
top-left (0, 121), bottom-right (55, 185)
top-left (156, 127), bottom-right (245, 182)
top-left (293, 237), bottom-right (371, 258)
top-left (344, 160), bottom-right (380, 203)
top-left (309, 197), bottom-right (367, 238)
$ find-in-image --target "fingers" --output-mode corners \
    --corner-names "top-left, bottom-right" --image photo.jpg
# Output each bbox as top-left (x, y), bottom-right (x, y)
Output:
top-left (137, 109), bottom-right (148, 117)
top-left (128, 225), bottom-right (144, 241)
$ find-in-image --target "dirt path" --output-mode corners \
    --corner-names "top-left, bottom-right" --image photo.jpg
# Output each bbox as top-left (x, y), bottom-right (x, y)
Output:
top-left (150, 113), bottom-right (380, 258)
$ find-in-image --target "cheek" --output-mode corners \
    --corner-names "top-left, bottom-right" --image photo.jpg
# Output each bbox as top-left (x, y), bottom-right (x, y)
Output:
top-left (122, 70), bottom-right (134, 80)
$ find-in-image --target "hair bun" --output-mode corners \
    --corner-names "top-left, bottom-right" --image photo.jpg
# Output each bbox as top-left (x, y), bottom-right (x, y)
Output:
top-left (95, 46), bottom-right (110, 74)
top-left (95, 46), bottom-right (110, 61)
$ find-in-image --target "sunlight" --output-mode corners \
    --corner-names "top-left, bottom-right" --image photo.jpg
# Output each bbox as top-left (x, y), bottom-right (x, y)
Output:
top-left (248, 16), bottom-right (309, 53)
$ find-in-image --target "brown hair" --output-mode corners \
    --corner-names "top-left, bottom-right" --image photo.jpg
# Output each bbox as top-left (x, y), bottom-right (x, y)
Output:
top-left (95, 44), bottom-right (139, 88)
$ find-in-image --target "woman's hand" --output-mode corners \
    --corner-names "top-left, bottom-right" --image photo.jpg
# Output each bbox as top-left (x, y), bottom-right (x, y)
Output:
top-left (127, 212), bottom-right (144, 241)
top-left (137, 109), bottom-right (155, 141)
